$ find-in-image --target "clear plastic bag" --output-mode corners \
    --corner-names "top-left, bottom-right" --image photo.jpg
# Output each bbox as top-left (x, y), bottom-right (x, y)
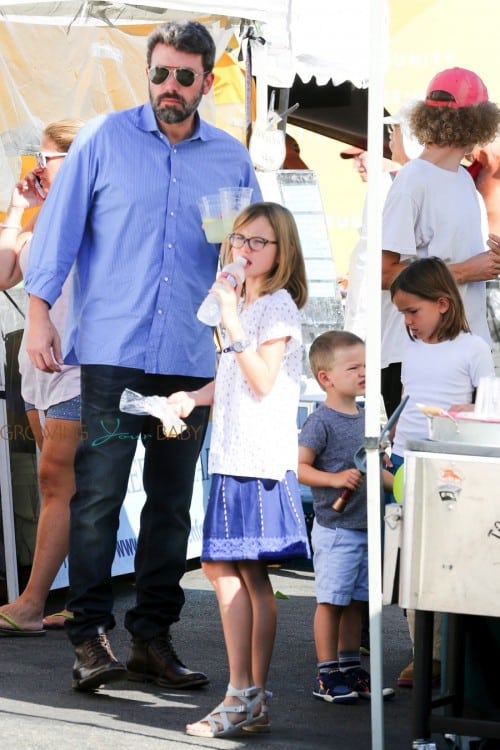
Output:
top-left (119, 388), bottom-right (188, 438)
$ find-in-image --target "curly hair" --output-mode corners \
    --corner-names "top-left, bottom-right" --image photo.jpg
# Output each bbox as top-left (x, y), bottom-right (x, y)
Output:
top-left (409, 100), bottom-right (500, 148)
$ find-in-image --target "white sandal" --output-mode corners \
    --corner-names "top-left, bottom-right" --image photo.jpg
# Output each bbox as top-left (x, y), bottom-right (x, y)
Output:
top-left (185, 683), bottom-right (263, 738)
top-left (243, 689), bottom-right (272, 733)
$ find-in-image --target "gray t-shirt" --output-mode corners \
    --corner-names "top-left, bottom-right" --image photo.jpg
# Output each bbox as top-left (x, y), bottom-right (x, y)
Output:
top-left (299, 403), bottom-right (367, 530)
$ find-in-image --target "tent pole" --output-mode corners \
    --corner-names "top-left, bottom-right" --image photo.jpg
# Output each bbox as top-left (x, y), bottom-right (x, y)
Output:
top-left (277, 88), bottom-right (289, 132)
top-left (0, 344), bottom-right (19, 601)
top-left (366, 0), bottom-right (387, 748)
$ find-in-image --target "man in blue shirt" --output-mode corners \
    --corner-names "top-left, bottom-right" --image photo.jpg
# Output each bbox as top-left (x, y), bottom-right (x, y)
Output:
top-left (24, 20), bottom-right (261, 691)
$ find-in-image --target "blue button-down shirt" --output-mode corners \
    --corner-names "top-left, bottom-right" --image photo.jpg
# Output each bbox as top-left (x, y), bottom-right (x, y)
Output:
top-left (24, 104), bottom-right (262, 378)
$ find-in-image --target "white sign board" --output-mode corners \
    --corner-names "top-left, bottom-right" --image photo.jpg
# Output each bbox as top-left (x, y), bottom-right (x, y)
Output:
top-left (51, 426), bottom-right (211, 590)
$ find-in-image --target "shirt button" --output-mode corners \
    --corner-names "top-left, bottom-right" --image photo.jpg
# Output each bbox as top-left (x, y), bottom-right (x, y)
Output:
top-left (163, 276), bottom-right (168, 282)
top-left (158, 309), bottom-right (163, 315)
top-left (167, 243), bottom-right (172, 249)
top-left (172, 177), bottom-right (177, 183)
top-left (170, 211), bottom-right (175, 216)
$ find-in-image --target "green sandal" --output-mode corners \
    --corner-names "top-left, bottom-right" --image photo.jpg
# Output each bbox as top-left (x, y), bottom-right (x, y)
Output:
top-left (43, 611), bottom-right (74, 630)
top-left (186, 684), bottom-right (263, 738)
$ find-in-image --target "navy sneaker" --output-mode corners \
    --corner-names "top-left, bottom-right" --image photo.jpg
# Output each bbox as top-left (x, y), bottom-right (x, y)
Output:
top-left (313, 669), bottom-right (358, 704)
top-left (343, 666), bottom-right (395, 700)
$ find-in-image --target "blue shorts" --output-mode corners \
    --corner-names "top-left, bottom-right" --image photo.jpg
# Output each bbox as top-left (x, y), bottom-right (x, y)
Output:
top-left (311, 520), bottom-right (368, 605)
top-left (24, 395), bottom-right (81, 421)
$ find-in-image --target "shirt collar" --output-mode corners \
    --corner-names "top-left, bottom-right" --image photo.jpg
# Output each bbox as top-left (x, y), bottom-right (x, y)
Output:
top-left (137, 103), bottom-right (209, 143)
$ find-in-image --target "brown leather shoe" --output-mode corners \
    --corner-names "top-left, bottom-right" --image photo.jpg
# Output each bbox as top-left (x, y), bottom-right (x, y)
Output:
top-left (397, 659), bottom-right (441, 689)
top-left (127, 631), bottom-right (209, 689)
top-left (72, 633), bottom-right (126, 691)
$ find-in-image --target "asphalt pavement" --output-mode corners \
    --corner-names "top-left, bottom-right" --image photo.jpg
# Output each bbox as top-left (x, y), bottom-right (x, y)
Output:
top-left (0, 559), bottom-right (451, 750)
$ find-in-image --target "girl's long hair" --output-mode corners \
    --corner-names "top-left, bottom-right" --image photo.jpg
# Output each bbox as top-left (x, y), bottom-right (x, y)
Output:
top-left (223, 201), bottom-right (308, 309)
top-left (390, 256), bottom-right (470, 341)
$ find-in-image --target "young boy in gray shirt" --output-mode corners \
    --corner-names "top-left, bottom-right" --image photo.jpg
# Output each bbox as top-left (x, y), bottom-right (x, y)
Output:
top-left (298, 331), bottom-right (394, 703)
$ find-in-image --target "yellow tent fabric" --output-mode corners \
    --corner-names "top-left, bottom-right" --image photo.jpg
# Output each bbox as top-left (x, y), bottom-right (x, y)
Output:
top-left (0, 25), bottom-right (248, 215)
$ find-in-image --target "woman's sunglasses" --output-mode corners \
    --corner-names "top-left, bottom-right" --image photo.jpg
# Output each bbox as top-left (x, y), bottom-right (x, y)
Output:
top-left (148, 66), bottom-right (207, 88)
top-left (35, 151), bottom-right (67, 168)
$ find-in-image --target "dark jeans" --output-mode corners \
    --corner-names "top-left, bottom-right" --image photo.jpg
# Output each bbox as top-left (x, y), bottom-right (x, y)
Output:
top-left (66, 365), bottom-right (210, 645)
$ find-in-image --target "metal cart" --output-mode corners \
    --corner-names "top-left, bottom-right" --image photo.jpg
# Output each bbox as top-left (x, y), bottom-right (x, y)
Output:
top-left (400, 439), bottom-right (500, 749)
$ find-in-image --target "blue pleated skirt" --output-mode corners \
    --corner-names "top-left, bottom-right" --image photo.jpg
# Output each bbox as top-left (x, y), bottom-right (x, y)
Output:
top-left (201, 470), bottom-right (311, 562)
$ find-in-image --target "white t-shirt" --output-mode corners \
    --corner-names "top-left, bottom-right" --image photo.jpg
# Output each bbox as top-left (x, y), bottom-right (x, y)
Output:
top-left (382, 158), bottom-right (491, 368)
top-left (209, 289), bottom-right (303, 480)
top-left (344, 171), bottom-right (394, 341)
top-left (18, 240), bottom-right (80, 410)
top-left (392, 332), bottom-right (494, 456)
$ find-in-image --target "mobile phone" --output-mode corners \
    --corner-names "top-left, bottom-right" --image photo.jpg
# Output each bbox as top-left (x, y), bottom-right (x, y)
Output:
top-left (34, 176), bottom-right (45, 199)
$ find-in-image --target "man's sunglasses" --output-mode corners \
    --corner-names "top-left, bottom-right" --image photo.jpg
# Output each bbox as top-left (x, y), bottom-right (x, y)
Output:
top-left (36, 151), bottom-right (67, 169)
top-left (148, 66), bottom-right (207, 87)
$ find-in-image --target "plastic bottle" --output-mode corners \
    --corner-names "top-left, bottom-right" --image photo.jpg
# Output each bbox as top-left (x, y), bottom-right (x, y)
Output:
top-left (197, 256), bottom-right (247, 326)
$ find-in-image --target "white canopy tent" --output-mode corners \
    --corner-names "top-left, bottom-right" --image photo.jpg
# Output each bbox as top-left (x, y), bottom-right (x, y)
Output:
top-left (0, 0), bottom-right (387, 201)
top-left (0, 0), bottom-right (378, 87)
top-left (0, 2), bottom-right (389, 745)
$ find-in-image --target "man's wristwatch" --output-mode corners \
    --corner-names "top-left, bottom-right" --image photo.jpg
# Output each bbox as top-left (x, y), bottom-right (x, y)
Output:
top-left (222, 339), bottom-right (251, 353)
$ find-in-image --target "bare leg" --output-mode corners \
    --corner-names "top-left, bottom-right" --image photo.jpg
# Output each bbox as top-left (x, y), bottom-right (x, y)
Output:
top-left (313, 601), bottom-right (362, 704)
top-left (406, 608), bottom-right (441, 661)
top-left (204, 560), bottom-right (254, 687)
top-left (0, 416), bottom-right (80, 631)
top-left (314, 602), bottom-right (343, 661)
top-left (186, 560), bottom-right (262, 737)
top-left (27, 408), bottom-right (44, 451)
top-left (338, 600), bottom-right (363, 653)
top-left (238, 560), bottom-right (276, 689)
top-left (239, 560), bottom-right (276, 728)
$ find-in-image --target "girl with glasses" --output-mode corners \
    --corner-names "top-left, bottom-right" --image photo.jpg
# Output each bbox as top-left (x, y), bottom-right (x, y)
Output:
top-left (168, 202), bottom-right (311, 738)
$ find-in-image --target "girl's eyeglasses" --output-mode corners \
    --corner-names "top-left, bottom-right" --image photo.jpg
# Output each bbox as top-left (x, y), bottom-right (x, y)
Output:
top-left (228, 233), bottom-right (278, 251)
top-left (148, 66), bottom-right (207, 87)
top-left (36, 152), bottom-right (67, 169)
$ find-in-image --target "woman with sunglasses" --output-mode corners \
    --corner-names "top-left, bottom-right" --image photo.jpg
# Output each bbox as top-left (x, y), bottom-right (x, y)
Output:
top-left (0, 118), bottom-right (83, 636)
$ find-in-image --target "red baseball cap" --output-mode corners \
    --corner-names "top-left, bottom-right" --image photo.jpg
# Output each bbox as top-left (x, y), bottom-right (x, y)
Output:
top-left (425, 67), bottom-right (489, 109)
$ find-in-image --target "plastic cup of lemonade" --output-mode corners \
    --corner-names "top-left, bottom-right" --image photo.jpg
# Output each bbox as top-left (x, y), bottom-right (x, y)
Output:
top-left (198, 194), bottom-right (226, 243)
top-left (219, 186), bottom-right (253, 235)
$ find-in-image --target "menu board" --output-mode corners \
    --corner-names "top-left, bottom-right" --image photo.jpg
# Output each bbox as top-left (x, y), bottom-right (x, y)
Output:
top-left (258, 169), bottom-right (341, 301)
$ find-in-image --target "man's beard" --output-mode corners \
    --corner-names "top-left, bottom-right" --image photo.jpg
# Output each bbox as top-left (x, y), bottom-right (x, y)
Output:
top-left (151, 88), bottom-right (203, 125)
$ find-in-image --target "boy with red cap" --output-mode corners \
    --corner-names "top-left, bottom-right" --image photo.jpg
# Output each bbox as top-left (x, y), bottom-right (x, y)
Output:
top-left (380, 67), bottom-right (500, 419)
top-left (380, 67), bottom-right (500, 686)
